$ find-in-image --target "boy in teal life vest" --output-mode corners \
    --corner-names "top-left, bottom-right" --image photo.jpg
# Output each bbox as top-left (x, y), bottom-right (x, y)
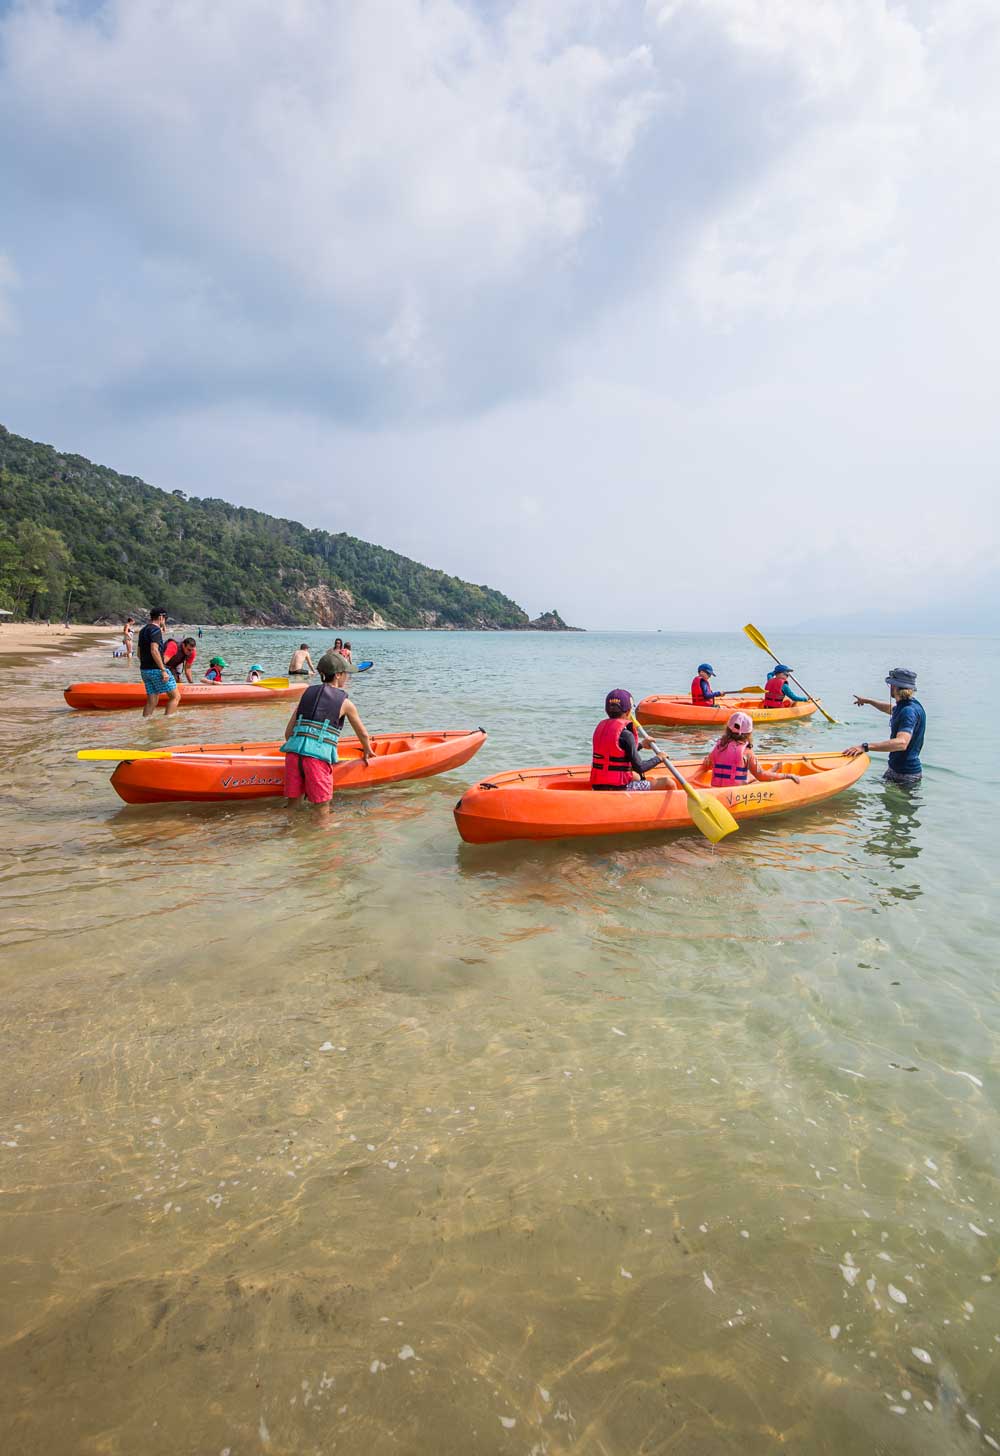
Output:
top-left (762, 666), bottom-right (807, 708)
top-left (282, 650), bottom-right (375, 814)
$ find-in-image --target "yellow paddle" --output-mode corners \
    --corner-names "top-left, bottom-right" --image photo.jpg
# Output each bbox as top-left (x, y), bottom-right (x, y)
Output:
top-left (256, 677), bottom-right (292, 690)
top-left (742, 623), bottom-right (838, 724)
top-left (78, 748), bottom-right (173, 761)
top-left (630, 715), bottom-right (739, 844)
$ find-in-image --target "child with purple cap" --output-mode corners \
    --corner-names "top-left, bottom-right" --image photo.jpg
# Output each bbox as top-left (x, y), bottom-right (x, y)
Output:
top-left (591, 690), bottom-right (675, 792)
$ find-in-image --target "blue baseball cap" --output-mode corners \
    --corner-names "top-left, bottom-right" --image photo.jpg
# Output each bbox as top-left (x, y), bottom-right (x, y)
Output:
top-left (698, 663), bottom-right (715, 675)
top-left (772, 664), bottom-right (792, 675)
top-left (605, 688), bottom-right (633, 715)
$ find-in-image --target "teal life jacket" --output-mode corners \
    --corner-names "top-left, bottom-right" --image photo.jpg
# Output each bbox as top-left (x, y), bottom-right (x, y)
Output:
top-left (282, 685), bottom-right (347, 764)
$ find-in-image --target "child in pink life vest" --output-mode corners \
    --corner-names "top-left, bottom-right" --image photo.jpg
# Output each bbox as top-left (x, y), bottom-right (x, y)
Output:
top-left (700, 711), bottom-right (800, 788)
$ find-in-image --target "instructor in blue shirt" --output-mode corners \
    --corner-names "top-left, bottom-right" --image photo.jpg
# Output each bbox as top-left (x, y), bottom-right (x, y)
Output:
top-left (844, 667), bottom-right (926, 786)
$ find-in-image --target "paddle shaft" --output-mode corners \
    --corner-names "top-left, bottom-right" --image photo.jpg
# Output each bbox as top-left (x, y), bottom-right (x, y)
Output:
top-left (743, 623), bottom-right (837, 725)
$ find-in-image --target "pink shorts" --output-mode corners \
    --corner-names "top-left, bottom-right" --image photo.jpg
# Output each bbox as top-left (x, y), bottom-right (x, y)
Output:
top-left (284, 753), bottom-right (334, 804)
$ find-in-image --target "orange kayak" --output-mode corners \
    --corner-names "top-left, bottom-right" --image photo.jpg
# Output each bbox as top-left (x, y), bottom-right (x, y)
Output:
top-left (64, 681), bottom-right (306, 711)
top-left (454, 751), bottom-right (868, 844)
top-left (109, 729), bottom-right (487, 804)
top-left (636, 694), bottom-right (818, 727)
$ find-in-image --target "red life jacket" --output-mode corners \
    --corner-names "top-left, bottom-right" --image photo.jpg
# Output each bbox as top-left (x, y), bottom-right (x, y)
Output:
top-left (710, 739), bottom-right (749, 786)
top-left (163, 638), bottom-right (179, 662)
top-left (691, 674), bottom-right (713, 705)
top-left (204, 666), bottom-right (223, 682)
top-left (763, 677), bottom-right (787, 707)
top-left (590, 718), bottom-right (633, 787)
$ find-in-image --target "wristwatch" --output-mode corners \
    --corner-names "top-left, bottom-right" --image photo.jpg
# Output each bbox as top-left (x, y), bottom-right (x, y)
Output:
top-left (862, 742), bottom-right (869, 753)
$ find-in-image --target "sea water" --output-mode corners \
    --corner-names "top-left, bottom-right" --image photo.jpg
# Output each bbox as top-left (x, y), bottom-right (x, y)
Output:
top-left (0, 628), bottom-right (997, 1455)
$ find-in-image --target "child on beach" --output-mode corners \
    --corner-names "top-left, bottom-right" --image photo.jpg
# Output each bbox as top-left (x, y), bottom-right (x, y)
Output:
top-left (247, 663), bottom-right (265, 683)
top-left (202, 656), bottom-right (227, 683)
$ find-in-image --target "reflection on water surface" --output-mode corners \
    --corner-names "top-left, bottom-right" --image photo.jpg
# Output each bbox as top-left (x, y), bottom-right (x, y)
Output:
top-left (1, 630), bottom-right (998, 1455)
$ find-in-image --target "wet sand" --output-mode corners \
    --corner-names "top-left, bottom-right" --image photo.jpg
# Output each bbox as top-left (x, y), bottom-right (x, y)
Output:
top-left (0, 624), bottom-right (114, 667)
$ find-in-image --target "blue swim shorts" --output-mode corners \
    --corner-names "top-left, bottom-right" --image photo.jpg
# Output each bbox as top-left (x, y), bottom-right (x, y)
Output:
top-left (140, 667), bottom-right (177, 697)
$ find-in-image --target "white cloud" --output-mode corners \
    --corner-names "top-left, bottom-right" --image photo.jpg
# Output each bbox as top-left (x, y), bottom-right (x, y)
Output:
top-left (0, 254), bottom-right (18, 333)
top-left (1, 0), bottom-right (998, 626)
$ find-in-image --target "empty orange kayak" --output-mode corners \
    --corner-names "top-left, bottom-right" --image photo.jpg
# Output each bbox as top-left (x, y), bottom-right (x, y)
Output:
top-left (109, 729), bottom-right (487, 804)
top-left (636, 694), bottom-right (818, 727)
top-left (454, 751), bottom-right (868, 844)
top-left (64, 681), bottom-right (307, 711)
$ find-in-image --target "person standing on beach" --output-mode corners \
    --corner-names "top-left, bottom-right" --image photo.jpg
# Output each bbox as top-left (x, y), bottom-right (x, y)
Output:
top-left (138, 609), bottom-right (181, 719)
top-left (844, 668), bottom-right (925, 786)
top-left (123, 617), bottom-right (135, 661)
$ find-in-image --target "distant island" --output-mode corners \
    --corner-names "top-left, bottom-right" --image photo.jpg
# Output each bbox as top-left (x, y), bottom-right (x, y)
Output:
top-left (0, 424), bottom-right (580, 631)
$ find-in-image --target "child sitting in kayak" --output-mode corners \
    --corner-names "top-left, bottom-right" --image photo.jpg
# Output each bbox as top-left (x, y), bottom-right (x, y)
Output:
top-left (762, 667), bottom-right (808, 708)
top-left (700, 712), bottom-right (800, 788)
top-left (246, 663), bottom-right (265, 683)
top-left (691, 663), bottom-right (724, 706)
top-left (202, 656), bottom-right (227, 683)
top-left (591, 690), bottom-right (674, 792)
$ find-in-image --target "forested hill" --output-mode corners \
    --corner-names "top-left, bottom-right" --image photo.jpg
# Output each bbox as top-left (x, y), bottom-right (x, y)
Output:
top-left (0, 425), bottom-right (530, 629)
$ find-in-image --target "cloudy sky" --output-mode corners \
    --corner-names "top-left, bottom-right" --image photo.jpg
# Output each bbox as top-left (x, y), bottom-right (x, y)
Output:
top-left (1, 0), bottom-right (998, 629)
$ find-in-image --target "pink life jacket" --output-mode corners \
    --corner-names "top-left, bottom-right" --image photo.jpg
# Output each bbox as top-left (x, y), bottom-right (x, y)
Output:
top-left (763, 677), bottom-right (788, 708)
top-left (590, 718), bottom-right (633, 788)
top-left (709, 738), bottom-right (749, 787)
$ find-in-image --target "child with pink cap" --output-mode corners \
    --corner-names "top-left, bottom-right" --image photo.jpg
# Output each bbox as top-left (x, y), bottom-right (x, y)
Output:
top-left (700, 711), bottom-right (800, 789)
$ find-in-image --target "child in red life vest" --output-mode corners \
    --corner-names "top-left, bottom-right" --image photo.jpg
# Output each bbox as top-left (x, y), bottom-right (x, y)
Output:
top-left (762, 666), bottom-right (807, 708)
top-left (202, 655), bottom-right (227, 683)
top-left (700, 711), bottom-right (800, 788)
top-left (691, 662), bottom-right (723, 706)
top-left (590, 689), bottom-right (675, 792)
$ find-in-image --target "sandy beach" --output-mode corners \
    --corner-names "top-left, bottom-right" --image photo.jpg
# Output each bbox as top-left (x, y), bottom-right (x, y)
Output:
top-left (0, 623), bottom-right (114, 667)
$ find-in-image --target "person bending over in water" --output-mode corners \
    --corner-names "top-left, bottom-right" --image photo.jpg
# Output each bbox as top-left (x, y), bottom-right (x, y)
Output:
top-left (282, 651), bottom-right (375, 816)
top-left (591, 689), bottom-right (674, 792)
top-left (844, 667), bottom-right (925, 787)
top-left (163, 635), bottom-right (198, 683)
top-left (700, 711), bottom-right (799, 788)
top-left (288, 643), bottom-right (315, 677)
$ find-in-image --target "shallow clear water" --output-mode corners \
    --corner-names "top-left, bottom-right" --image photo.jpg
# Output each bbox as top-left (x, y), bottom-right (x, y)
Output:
top-left (1, 628), bottom-right (998, 1455)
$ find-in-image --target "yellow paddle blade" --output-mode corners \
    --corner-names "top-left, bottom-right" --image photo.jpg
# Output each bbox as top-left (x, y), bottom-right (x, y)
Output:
top-left (257, 677), bottom-right (290, 690)
top-left (78, 748), bottom-right (172, 761)
top-left (743, 622), bottom-right (773, 656)
top-left (687, 792), bottom-right (740, 844)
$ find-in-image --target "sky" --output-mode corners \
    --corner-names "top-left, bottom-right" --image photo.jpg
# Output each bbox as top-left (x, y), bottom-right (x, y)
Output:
top-left (1, 0), bottom-right (998, 630)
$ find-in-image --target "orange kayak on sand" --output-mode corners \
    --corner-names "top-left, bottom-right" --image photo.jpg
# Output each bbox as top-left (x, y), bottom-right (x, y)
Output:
top-left (108, 729), bottom-right (487, 804)
top-left (454, 751), bottom-right (869, 844)
top-left (636, 694), bottom-right (818, 728)
top-left (65, 681), bottom-right (307, 711)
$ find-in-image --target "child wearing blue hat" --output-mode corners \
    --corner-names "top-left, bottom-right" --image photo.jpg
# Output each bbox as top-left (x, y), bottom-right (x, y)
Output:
top-left (691, 663), bottom-right (723, 706)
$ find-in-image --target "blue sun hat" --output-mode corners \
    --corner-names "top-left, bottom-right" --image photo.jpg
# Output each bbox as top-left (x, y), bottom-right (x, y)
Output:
top-left (250, 663), bottom-right (264, 674)
top-left (605, 688), bottom-right (633, 716)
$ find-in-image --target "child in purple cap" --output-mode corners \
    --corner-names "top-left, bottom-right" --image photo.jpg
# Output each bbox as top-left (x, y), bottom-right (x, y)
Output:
top-left (591, 690), bottom-right (674, 792)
